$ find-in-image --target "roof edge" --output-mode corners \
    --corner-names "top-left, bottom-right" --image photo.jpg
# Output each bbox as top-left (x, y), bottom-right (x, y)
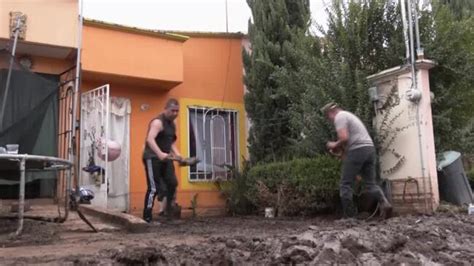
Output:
top-left (84, 19), bottom-right (189, 42)
top-left (83, 19), bottom-right (246, 40)
top-left (168, 30), bottom-right (246, 39)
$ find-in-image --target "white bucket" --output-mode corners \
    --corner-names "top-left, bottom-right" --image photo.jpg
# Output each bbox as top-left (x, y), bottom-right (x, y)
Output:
top-left (468, 203), bottom-right (474, 215)
top-left (264, 207), bottom-right (274, 218)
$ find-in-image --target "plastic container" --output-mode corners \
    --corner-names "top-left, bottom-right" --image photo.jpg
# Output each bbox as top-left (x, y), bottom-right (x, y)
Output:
top-left (469, 204), bottom-right (474, 215)
top-left (6, 144), bottom-right (19, 154)
top-left (437, 151), bottom-right (474, 205)
top-left (265, 207), bottom-right (274, 218)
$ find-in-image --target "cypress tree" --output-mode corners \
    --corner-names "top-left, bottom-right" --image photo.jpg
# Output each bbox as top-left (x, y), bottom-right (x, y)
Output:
top-left (243, 0), bottom-right (311, 162)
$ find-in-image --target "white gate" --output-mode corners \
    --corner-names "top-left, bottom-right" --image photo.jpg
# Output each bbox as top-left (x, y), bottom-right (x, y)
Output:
top-left (80, 85), bottom-right (110, 208)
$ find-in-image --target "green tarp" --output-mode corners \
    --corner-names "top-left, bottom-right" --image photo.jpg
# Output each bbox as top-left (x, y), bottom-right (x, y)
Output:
top-left (0, 56), bottom-right (59, 198)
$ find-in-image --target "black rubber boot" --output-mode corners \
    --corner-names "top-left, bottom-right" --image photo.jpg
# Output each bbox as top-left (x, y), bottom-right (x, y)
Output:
top-left (143, 208), bottom-right (153, 223)
top-left (378, 197), bottom-right (393, 219)
top-left (341, 198), bottom-right (358, 218)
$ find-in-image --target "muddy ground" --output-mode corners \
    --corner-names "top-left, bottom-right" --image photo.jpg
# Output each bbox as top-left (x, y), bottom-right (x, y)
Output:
top-left (1, 208), bottom-right (473, 265)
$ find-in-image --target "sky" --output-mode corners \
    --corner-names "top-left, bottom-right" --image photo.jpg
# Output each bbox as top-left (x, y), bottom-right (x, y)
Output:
top-left (82, 0), bottom-right (330, 33)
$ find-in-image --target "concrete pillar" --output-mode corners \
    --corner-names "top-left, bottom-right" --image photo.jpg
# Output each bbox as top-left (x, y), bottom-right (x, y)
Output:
top-left (367, 59), bottom-right (439, 214)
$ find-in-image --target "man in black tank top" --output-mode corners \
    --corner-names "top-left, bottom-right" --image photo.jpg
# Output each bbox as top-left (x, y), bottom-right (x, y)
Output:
top-left (142, 98), bottom-right (181, 223)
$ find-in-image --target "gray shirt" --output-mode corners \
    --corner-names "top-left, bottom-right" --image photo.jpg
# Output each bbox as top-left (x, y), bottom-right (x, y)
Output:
top-left (334, 111), bottom-right (373, 151)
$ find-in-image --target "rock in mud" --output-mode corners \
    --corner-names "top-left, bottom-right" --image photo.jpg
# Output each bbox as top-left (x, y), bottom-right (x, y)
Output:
top-left (111, 246), bottom-right (166, 265)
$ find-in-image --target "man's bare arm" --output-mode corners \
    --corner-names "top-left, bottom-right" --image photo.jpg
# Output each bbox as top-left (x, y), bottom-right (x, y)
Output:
top-left (146, 119), bottom-right (168, 160)
top-left (326, 127), bottom-right (349, 151)
top-left (170, 143), bottom-right (182, 160)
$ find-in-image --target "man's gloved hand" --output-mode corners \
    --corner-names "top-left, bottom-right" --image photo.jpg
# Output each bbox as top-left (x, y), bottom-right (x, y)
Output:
top-left (172, 155), bottom-right (183, 162)
top-left (166, 154), bottom-right (181, 161)
top-left (178, 157), bottom-right (200, 166)
top-left (167, 155), bottom-right (200, 166)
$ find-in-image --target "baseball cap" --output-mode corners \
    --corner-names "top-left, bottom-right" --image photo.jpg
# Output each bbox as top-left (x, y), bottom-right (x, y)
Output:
top-left (320, 102), bottom-right (338, 114)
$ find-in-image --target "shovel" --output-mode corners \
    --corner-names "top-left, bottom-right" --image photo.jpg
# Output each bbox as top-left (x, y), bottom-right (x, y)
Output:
top-left (167, 155), bottom-right (200, 167)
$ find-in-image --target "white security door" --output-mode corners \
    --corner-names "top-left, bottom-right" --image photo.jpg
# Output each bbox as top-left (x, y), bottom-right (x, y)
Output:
top-left (79, 84), bottom-right (110, 208)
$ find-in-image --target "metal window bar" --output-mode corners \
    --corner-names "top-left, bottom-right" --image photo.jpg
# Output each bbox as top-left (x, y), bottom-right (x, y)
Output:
top-left (210, 113), bottom-right (227, 179)
top-left (231, 111), bottom-right (238, 177)
top-left (203, 107), bottom-right (214, 180)
top-left (228, 111), bottom-right (232, 177)
top-left (188, 106), bottom-right (238, 181)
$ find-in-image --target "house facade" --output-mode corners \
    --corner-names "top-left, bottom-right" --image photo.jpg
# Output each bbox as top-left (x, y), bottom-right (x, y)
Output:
top-left (0, 1), bottom-right (248, 217)
top-left (80, 20), bottom-right (248, 217)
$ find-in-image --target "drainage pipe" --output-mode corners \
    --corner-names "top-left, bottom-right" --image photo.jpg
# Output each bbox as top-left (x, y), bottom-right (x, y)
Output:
top-left (400, 0), bottom-right (410, 60)
top-left (414, 0), bottom-right (422, 54)
top-left (70, 0), bottom-right (84, 197)
top-left (408, 0), bottom-right (429, 212)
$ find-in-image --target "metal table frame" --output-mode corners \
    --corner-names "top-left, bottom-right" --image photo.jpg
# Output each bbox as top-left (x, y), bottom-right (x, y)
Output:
top-left (0, 154), bottom-right (72, 236)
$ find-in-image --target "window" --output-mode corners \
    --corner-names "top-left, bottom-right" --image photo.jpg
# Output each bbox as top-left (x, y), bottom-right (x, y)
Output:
top-left (188, 107), bottom-right (239, 181)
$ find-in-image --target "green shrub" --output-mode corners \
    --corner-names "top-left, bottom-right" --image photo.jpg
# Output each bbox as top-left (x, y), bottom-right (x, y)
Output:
top-left (246, 156), bottom-right (341, 216)
top-left (214, 160), bottom-right (256, 216)
top-left (467, 168), bottom-right (474, 190)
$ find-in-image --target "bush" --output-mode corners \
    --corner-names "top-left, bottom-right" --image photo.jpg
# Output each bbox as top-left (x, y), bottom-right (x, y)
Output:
top-left (467, 168), bottom-right (474, 190)
top-left (214, 160), bottom-right (256, 216)
top-left (246, 156), bottom-right (341, 216)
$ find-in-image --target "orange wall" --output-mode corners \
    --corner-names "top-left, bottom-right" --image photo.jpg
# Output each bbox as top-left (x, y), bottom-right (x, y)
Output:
top-left (82, 34), bottom-right (247, 216)
top-left (0, 0), bottom-right (77, 48)
top-left (171, 37), bottom-right (245, 103)
top-left (158, 37), bottom-right (246, 213)
top-left (30, 56), bottom-right (74, 75)
top-left (82, 25), bottom-right (185, 85)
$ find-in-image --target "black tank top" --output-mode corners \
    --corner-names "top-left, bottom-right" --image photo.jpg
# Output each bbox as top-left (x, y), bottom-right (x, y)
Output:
top-left (143, 114), bottom-right (177, 159)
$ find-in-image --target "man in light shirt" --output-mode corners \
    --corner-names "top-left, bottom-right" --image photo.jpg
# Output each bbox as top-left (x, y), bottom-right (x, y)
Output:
top-left (321, 102), bottom-right (392, 219)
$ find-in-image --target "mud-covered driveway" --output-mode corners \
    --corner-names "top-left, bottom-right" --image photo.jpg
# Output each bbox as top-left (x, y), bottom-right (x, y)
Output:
top-left (1, 210), bottom-right (473, 265)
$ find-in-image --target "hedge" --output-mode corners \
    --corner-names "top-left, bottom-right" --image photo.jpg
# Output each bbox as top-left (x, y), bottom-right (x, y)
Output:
top-left (222, 156), bottom-right (340, 216)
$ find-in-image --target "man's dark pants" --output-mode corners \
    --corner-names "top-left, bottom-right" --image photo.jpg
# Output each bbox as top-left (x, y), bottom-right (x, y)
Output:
top-left (340, 146), bottom-right (385, 217)
top-left (143, 158), bottom-right (178, 222)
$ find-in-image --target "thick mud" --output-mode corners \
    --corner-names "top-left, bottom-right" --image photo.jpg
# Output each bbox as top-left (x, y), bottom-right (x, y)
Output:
top-left (1, 211), bottom-right (473, 265)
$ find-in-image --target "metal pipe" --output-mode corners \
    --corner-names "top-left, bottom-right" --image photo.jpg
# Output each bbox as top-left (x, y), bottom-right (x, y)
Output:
top-left (225, 0), bottom-right (229, 33)
top-left (407, 0), bottom-right (417, 87)
top-left (413, 0), bottom-right (429, 213)
top-left (104, 85), bottom-right (110, 185)
top-left (70, 0), bottom-right (84, 195)
top-left (408, 0), bottom-right (427, 207)
top-left (62, 82), bottom-right (75, 221)
top-left (15, 156), bottom-right (26, 236)
top-left (0, 154), bottom-right (74, 164)
top-left (0, 154), bottom-right (73, 233)
top-left (0, 17), bottom-right (22, 131)
top-left (414, 0), bottom-right (421, 53)
top-left (400, 0), bottom-right (410, 60)
top-left (409, 0), bottom-right (425, 167)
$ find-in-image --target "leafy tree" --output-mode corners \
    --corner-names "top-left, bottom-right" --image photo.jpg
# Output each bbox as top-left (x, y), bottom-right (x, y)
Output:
top-left (243, 0), bottom-right (474, 160)
top-left (243, 0), bottom-right (311, 162)
top-left (420, 2), bottom-right (474, 153)
top-left (437, 0), bottom-right (474, 20)
top-left (287, 0), bottom-right (404, 156)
